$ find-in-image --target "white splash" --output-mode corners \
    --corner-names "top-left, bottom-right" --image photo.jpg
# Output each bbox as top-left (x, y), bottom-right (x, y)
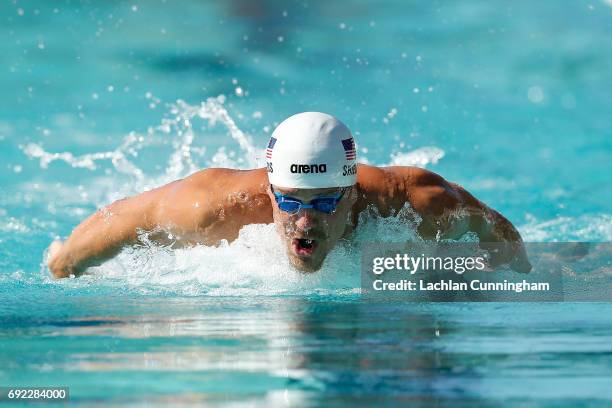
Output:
top-left (63, 206), bottom-right (423, 296)
top-left (520, 214), bottom-right (612, 242)
top-left (23, 95), bottom-right (259, 189)
top-left (388, 146), bottom-right (445, 167)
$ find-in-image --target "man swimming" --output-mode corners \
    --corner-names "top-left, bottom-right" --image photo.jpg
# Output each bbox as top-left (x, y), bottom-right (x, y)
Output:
top-left (47, 112), bottom-right (531, 278)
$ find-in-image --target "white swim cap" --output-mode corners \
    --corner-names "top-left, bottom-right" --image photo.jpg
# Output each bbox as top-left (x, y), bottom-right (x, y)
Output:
top-left (265, 112), bottom-right (357, 188)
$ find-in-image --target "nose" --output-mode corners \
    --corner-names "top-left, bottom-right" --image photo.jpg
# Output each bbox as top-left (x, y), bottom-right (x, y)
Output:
top-left (294, 208), bottom-right (317, 231)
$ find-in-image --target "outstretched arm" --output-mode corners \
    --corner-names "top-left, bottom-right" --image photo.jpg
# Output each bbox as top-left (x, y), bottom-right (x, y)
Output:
top-left (47, 168), bottom-right (270, 278)
top-left (404, 168), bottom-right (532, 273)
top-left (47, 184), bottom-right (167, 278)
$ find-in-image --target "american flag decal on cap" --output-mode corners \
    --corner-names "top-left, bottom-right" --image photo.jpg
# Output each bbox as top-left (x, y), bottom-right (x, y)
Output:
top-left (265, 137), bottom-right (277, 159)
top-left (341, 138), bottom-right (356, 160)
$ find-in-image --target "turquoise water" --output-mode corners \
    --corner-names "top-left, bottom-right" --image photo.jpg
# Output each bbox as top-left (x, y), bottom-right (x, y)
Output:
top-left (1, 0), bottom-right (612, 406)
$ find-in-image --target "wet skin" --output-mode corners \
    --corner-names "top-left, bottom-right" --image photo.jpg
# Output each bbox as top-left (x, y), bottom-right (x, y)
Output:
top-left (47, 164), bottom-right (532, 278)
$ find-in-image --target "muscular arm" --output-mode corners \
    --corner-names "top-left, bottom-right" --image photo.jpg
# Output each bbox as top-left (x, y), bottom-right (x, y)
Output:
top-left (405, 168), bottom-right (531, 273)
top-left (47, 169), bottom-right (214, 279)
top-left (47, 183), bottom-right (171, 278)
top-left (47, 168), bottom-right (271, 278)
top-left (355, 165), bottom-right (531, 273)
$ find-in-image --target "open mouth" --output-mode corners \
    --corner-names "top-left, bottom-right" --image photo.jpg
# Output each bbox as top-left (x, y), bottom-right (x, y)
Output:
top-left (292, 238), bottom-right (318, 256)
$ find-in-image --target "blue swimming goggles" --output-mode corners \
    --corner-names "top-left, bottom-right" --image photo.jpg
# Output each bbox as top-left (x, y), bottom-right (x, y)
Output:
top-left (271, 185), bottom-right (345, 214)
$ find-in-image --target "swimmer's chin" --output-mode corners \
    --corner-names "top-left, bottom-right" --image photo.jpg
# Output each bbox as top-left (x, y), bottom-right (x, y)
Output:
top-left (287, 254), bottom-right (325, 273)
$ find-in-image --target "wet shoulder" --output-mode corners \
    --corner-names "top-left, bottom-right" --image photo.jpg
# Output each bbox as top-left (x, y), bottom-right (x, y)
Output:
top-left (354, 164), bottom-right (456, 216)
top-left (156, 168), bottom-right (268, 225)
top-left (356, 164), bottom-right (427, 195)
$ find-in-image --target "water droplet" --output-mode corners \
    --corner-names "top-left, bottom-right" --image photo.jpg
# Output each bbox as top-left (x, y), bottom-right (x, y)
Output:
top-left (527, 86), bottom-right (544, 103)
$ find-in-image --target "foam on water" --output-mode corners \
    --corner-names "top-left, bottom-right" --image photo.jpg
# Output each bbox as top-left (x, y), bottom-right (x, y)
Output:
top-left (40, 203), bottom-right (425, 296)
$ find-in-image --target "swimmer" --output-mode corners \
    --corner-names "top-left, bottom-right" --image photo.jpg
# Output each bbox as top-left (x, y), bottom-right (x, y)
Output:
top-left (47, 112), bottom-right (531, 278)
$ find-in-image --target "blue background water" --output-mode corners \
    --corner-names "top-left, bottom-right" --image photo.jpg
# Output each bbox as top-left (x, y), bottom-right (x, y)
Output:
top-left (1, 0), bottom-right (611, 406)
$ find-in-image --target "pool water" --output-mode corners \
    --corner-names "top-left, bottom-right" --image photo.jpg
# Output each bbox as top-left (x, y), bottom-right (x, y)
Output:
top-left (1, 0), bottom-right (611, 406)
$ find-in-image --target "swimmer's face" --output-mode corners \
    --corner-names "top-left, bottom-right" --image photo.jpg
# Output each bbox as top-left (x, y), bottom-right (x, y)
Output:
top-left (268, 185), bottom-right (357, 272)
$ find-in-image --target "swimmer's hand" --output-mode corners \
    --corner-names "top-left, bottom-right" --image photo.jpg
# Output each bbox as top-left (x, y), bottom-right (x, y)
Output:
top-left (48, 240), bottom-right (63, 263)
top-left (509, 242), bottom-right (532, 274)
top-left (480, 240), bottom-right (532, 274)
top-left (47, 240), bottom-right (72, 279)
